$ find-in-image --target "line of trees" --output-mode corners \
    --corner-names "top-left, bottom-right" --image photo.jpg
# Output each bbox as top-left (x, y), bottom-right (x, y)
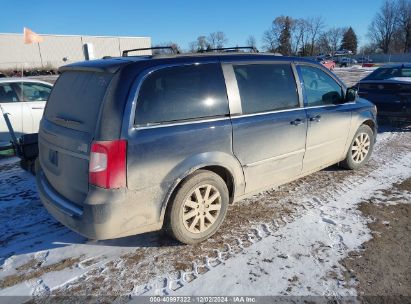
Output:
top-left (154, 0), bottom-right (410, 56)
top-left (188, 32), bottom-right (229, 52)
top-left (156, 20), bottom-right (358, 57)
top-left (261, 16), bottom-right (354, 56)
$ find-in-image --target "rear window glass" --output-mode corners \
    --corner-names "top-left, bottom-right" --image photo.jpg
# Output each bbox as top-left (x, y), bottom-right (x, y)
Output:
top-left (364, 67), bottom-right (411, 80)
top-left (44, 71), bottom-right (112, 133)
top-left (134, 64), bottom-right (229, 125)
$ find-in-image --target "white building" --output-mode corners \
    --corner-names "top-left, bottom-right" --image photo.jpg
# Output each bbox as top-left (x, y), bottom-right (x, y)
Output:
top-left (0, 33), bottom-right (151, 70)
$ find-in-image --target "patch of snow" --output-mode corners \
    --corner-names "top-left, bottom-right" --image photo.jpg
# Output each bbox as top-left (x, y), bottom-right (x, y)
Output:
top-left (162, 152), bottom-right (411, 296)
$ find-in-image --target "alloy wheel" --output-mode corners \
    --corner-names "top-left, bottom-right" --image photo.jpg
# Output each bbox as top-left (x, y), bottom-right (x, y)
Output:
top-left (182, 184), bottom-right (222, 234)
top-left (351, 132), bottom-right (371, 163)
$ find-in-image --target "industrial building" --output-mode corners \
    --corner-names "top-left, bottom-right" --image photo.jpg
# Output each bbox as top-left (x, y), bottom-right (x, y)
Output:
top-left (0, 33), bottom-right (151, 71)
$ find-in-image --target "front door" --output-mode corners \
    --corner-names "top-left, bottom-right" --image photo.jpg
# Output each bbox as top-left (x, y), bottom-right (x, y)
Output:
top-left (227, 63), bottom-right (307, 193)
top-left (297, 64), bottom-right (353, 173)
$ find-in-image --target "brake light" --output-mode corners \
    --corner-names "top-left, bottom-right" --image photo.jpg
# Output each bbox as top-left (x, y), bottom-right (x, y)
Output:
top-left (89, 140), bottom-right (127, 189)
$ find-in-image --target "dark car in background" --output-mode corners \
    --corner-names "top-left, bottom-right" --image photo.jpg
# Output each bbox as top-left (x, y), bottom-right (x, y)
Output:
top-left (356, 63), bottom-right (411, 124)
top-left (36, 50), bottom-right (377, 244)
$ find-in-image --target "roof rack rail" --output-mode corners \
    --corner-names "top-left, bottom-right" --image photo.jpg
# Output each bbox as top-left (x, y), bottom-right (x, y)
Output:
top-left (199, 46), bottom-right (259, 53)
top-left (122, 46), bottom-right (180, 57)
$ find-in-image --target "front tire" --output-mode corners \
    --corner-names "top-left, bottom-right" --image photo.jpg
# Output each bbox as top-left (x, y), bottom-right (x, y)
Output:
top-left (165, 170), bottom-right (229, 244)
top-left (341, 125), bottom-right (374, 170)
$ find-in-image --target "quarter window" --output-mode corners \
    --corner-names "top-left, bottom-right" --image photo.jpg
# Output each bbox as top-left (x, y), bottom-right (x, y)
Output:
top-left (135, 64), bottom-right (229, 125)
top-left (233, 64), bottom-right (299, 114)
top-left (299, 65), bottom-right (343, 106)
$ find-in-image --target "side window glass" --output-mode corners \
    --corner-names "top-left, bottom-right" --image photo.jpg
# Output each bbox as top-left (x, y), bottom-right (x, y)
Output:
top-left (401, 68), bottom-right (411, 77)
top-left (18, 83), bottom-right (52, 101)
top-left (0, 84), bottom-right (19, 103)
top-left (299, 65), bottom-right (343, 106)
top-left (135, 64), bottom-right (229, 125)
top-left (233, 64), bottom-right (299, 114)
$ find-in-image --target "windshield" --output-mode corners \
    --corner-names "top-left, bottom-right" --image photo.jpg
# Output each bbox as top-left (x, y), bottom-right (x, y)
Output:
top-left (365, 67), bottom-right (411, 80)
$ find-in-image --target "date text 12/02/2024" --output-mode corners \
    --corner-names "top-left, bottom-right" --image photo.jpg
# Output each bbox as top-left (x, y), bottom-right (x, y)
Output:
top-left (148, 296), bottom-right (256, 303)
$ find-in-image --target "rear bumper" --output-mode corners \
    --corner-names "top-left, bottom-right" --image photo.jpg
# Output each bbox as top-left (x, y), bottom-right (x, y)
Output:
top-left (36, 165), bottom-right (162, 240)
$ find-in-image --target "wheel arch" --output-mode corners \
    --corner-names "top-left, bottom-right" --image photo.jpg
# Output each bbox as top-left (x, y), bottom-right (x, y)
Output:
top-left (361, 119), bottom-right (377, 136)
top-left (158, 152), bottom-right (245, 227)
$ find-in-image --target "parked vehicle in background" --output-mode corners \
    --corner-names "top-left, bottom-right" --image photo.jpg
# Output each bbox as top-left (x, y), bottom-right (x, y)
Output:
top-left (334, 49), bottom-right (352, 56)
top-left (0, 78), bottom-right (52, 145)
top-left (356, 64), bottom-right (411, 124)
top-left (36, 49), bottom-right (377, 245)
top-left (320, 60), bottom-right (336, 70)
top-left (337, 57), bottom-right (357, 67)
top-left (316, 54), bottom-right (332, 62)
top-left (357, 57), bottom-right (373, 64)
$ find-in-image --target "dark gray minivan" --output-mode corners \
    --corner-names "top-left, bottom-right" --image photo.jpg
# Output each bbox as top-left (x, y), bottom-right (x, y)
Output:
top-left (36, 52), bottom-right (377, 244)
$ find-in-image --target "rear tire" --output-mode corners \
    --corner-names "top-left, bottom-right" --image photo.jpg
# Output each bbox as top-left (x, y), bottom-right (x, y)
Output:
top-left (340, 125), bottom-right (374, 170)
top-left (165, 170), bottom-right (229, 245)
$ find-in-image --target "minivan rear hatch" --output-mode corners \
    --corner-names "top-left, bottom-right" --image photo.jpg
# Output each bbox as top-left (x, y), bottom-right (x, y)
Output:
top-left (39, 70), bottom-right (114, 206)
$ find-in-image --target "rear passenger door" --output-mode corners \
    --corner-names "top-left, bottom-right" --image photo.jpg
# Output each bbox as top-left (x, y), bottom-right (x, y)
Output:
top-left (224, 62), bottom-right (307, 193)
top-left (127, 63), bottom-right (233, 217)
top-left (297, 64), bottom-right (352, 173)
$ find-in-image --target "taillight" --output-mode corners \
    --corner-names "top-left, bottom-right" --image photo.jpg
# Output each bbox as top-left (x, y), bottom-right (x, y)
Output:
top-left (89, 140), bottom-right (127, 189)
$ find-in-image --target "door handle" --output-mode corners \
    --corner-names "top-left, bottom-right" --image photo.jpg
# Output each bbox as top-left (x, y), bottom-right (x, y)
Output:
top-left (31, 107), bottom-right (44, 110)
top-left (290, 118), bottom-right (304, 126)
top-left (309, 115), bottom-right (321, 122)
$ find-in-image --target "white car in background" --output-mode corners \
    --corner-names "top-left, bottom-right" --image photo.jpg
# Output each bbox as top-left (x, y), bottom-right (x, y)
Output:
top-left (0, 78), bottom-right (52, 145)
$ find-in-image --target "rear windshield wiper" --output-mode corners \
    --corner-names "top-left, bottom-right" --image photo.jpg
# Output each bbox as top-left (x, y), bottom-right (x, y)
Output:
top-left (52, 116), bottom-right (83, 128)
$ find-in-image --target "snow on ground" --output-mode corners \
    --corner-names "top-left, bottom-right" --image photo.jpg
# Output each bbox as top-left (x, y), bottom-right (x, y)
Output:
top-left (0, 159), bottom-right (157, 296)
top-left (1, 127), bottom-right (410, 299)
top-left (171, 148), bottom-right (411, 297)
top-left (333, 66), bottom-right (377, 87)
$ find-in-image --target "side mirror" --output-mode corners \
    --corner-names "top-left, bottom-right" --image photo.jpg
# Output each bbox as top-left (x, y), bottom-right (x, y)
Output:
top-left (345, 87), bottom-right (357, 102)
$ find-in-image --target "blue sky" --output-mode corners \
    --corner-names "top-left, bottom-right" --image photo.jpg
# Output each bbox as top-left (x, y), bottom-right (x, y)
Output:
top-left (1, 0), bottom-right (384, 50)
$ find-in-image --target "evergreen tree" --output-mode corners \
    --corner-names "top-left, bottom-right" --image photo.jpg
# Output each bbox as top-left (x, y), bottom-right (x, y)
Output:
top-left (341, 27), bottom-right (358, 53)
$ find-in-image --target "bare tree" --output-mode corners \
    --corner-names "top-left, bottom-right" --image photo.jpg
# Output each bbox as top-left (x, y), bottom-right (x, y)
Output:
top-left (262, 16), bottom-right (296, 53)
top-left (317, 33), bottom-right (332, 54)
top-left (326, 27), bottom-right (346, 54)
top-left (359, 42), bottom-right (381, 55)
top-left (292, 18), bottom-right (310, 55)
top-left (207, 32), bottom-right (228, 49)
top-left (306, 16), bottom-right (325, 56)
top-left (262, 28), bottom-right (279, 52)
top-left (189, 36), bottom-right (208, 52)
top-left (246, 35), bottom-right (257, 48)
top-left (368, 0), bottom-right (399, 53)
top-left (197, 36), bottom-right (208, 51)
top-left (152, 42), bottom-right (181, 54)
top-left (188, 41), bottom-right (198, 53)
top-left (397, 0), bottom-right (411, 52)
